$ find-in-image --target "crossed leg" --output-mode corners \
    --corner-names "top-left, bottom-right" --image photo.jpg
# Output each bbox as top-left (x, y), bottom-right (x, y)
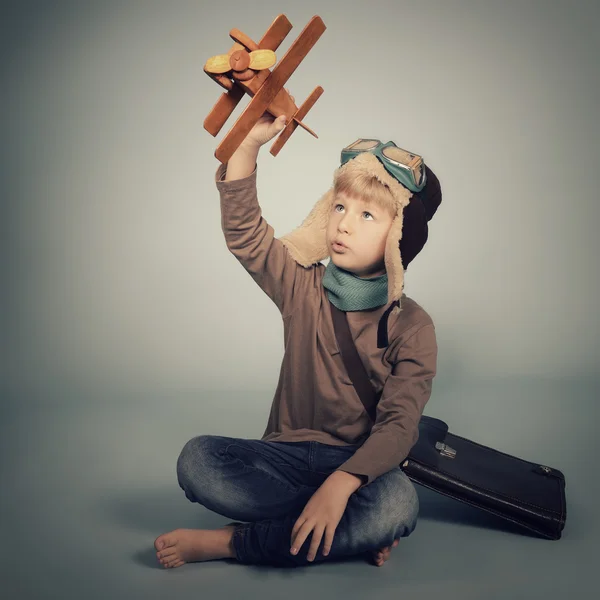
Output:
top-left (155, 436), bottom-right (418, 567)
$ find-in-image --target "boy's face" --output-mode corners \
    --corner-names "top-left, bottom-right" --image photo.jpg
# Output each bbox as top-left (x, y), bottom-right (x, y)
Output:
top-left (326, 190), bottom-right (395, 279)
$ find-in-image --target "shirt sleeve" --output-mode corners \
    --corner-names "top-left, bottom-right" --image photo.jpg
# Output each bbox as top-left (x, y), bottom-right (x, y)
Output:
top-left (215, 161), bottom-right (310, 318)
top-left (335, 322), bottom-right (438, 490)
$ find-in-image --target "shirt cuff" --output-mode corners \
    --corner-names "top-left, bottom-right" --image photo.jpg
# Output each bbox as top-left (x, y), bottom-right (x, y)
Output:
top-left (335, 468), bottom-right (370, 491)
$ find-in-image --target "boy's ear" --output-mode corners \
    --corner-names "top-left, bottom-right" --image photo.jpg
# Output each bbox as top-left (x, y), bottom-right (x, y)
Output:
top-left (278, 188), bottom-right (334, 267)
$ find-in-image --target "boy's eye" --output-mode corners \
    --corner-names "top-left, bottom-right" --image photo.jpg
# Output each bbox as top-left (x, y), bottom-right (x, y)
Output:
top-left (334, 204), bottom-right (374, 220)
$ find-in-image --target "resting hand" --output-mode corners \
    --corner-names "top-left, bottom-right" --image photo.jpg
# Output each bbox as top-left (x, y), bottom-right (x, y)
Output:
top-left (290, 474), bottom-right (355, 561)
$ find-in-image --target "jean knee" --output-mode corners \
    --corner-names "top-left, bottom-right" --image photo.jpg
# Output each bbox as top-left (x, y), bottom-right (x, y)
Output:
top-left (373, 469), bottom-right (420, 540)
top-left (176, 435), bottom-right (215, 492)
top-left (391, 471), bottom-right (419, 536)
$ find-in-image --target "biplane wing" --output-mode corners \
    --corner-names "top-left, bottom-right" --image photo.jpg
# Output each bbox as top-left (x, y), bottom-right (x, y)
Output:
top-left (257, 13), bottom-right (293, 51)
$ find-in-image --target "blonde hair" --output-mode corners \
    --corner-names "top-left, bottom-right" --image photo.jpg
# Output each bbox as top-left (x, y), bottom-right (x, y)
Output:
top-left (334, 169), bottom-right (396, 218)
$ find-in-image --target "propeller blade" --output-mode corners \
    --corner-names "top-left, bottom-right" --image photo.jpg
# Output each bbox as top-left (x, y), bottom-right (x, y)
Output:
top-left (248, 49), bottom-right (276, 70)
top-left (204, 54), bottom-right (232, 74)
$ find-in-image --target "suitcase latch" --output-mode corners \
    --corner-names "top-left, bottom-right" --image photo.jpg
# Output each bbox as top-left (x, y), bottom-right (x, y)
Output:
top-left (435, 441), bottom-right (456, 458)
top-left (532, 464), bottom-right (557, 477)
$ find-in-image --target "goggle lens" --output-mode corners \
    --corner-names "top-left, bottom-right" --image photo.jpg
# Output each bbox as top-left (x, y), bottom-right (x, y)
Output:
top-left (382, 146), bottom-right (423, 185)
top-left (381, 145), bottom-right (415, 164)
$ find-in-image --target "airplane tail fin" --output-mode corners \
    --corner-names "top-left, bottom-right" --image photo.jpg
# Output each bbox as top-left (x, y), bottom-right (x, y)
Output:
top-left (270, 86), bottom-right (324, 157)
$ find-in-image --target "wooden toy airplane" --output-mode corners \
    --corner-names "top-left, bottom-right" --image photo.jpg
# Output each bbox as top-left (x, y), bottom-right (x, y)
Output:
top-left (203, 14), bottom-right (326, 164)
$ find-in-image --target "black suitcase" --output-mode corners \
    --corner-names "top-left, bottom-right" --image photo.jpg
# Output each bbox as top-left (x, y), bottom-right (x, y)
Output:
top-left (403, 416), bottom-right (567, 540)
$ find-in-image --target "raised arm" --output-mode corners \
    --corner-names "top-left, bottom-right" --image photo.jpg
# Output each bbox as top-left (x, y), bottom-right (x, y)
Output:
top-left (216, 108), bottom-right (314, 317)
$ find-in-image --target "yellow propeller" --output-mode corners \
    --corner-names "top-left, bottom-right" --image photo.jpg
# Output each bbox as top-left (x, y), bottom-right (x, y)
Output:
top-left (204, 49), bottom-right (276, 74)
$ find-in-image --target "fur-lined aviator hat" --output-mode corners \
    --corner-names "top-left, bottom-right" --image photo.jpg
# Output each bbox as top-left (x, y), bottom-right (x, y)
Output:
top-left (276, 149), bottom-right (442, 347)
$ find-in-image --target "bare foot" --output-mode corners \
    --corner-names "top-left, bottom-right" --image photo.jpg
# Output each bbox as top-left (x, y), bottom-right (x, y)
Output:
top-left (154, 526), bottom-right (236, 569)
top-left (369, 538), bottom-right (399, 567)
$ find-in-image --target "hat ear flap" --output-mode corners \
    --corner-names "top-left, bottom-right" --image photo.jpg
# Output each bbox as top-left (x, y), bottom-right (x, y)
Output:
top-left (385, 209), bottom-right (405, 309)
top-left (278, 188), bottom-right (334, 267)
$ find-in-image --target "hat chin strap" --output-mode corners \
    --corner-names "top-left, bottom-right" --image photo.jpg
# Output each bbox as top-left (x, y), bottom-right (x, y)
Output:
top-left (377, 300), bottom-right (402, 348)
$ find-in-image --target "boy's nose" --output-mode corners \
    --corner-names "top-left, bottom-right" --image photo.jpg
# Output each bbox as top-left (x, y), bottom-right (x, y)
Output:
top-left (338, 217), bottom-right (352, 234)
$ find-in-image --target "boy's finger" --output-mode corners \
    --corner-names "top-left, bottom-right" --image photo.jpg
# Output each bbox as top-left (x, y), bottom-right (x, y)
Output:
top-left (290, 516), bottom-right (303, 544)
top-left (307, 525), bottom-right (325, 561)
top-left (290, 522), bottom-right (311, 555)
top-left (290, 530), bottom-right (307, 554)
top-left (275, 115), bottom-right (287, 132)
top-left (322, 527), bottom-right (335, 556)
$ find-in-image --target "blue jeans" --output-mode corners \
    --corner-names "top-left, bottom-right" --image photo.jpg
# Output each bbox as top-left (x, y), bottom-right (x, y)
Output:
top-left (176, 435), bottom-right (419, 567)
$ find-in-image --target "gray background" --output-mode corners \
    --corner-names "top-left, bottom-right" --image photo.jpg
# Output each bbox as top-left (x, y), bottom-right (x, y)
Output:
top-left (2, 0), bottom-right (598, 598)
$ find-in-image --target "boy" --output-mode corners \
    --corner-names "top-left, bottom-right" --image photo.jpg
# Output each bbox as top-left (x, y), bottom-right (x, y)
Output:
top-left (155, 104), bottom-right (442, 569)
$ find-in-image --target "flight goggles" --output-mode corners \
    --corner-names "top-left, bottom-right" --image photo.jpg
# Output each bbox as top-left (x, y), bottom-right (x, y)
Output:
top-left (340, 139), bottom-right (426, 192)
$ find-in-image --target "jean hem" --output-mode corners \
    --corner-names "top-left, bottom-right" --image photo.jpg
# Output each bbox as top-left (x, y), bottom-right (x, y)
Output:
top-left (226, 521), bottom-right (251, 564)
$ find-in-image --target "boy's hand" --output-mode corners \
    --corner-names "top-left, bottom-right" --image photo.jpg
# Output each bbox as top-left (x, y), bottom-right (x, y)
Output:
top-left (289, 475), bottom-right (351, 561)
top-left (239, 91), bottom-right (294, 151)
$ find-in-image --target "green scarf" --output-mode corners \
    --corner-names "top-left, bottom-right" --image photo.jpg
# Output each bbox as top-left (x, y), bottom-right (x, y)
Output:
top-left (322, 261), bottom-right (388, 311)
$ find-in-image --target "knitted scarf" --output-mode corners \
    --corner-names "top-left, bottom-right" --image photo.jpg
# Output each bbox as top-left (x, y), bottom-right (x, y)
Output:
top-left (322, 260), bottom-right (388, 311)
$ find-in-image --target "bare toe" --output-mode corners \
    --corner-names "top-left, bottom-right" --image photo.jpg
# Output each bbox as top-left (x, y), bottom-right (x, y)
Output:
top-left (166, 556), bottom-right (182, 568)
top-left (157, 547), bottom-right (177, 559)
top-left (369, 538), bottom-right (400, 566)
top-left (155, 533), bottom-right (176, 552)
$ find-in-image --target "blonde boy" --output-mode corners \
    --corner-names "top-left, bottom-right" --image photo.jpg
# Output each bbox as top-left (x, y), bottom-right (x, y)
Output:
top-left (155, 107), bottom-right (442, 569)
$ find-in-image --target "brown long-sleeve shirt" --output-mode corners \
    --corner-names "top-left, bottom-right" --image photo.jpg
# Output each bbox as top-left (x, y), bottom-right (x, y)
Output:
top-left (216, 162), bottom-right (438, 489)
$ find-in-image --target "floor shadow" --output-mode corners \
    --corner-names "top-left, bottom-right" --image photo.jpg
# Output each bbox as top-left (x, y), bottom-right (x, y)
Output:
top-left (134, 546), bottom-right (165, 569)
top-left (134, 545), bottom-right (245, 570)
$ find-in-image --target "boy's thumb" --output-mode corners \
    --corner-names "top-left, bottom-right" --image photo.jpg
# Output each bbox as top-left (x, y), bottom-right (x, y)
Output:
top-left (277, 115), bottom-right (287, 130)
